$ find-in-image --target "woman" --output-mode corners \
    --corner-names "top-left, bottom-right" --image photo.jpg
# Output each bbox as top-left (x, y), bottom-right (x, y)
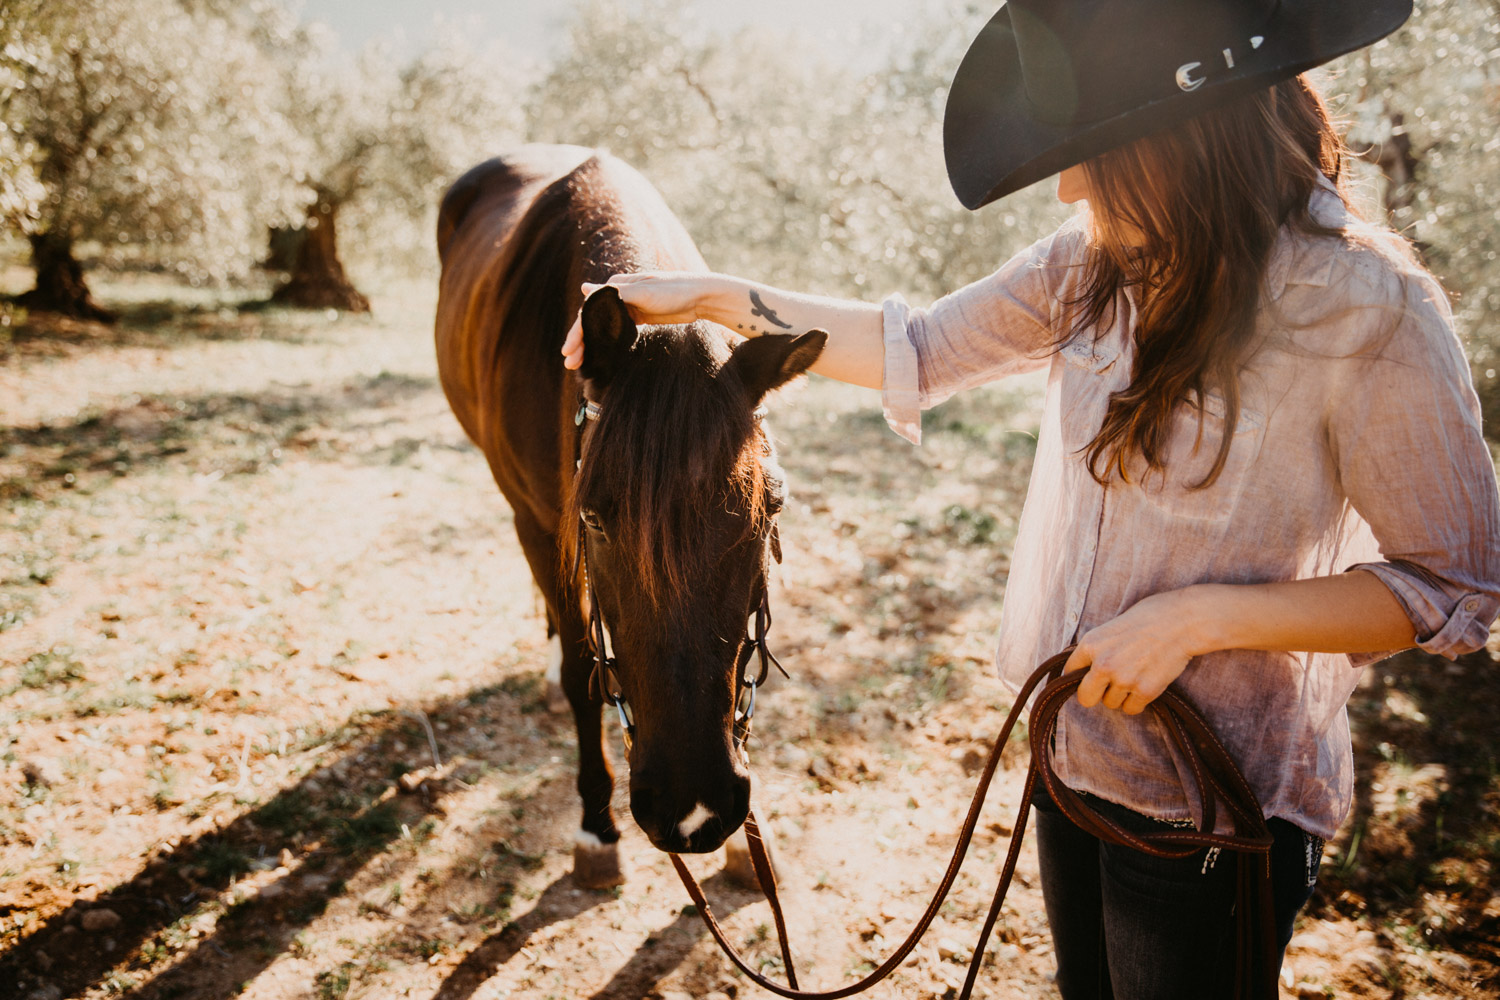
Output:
top-left (562, 1), bottom-right (1500, 996)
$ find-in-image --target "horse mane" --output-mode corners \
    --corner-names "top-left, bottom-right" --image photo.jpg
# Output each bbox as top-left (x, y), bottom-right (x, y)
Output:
top-left (561, 328), bottom-right (773, 616)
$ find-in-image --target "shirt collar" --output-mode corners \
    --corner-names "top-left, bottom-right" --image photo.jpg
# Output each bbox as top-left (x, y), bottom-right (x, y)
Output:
top-left (1265, 175), bottom-right (1345, 300)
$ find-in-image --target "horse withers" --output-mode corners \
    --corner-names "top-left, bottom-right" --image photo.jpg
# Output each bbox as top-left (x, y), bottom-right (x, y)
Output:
top-left (434, 145), bottom-right (823, 887)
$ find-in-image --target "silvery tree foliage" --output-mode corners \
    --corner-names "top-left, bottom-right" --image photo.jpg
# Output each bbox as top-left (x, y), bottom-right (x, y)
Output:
top-left (1329, 0), bottom-right (1500, 418)
top-left (0, 0), bottom-right (302, 319)
top-left (526, 0), bottom-right (1068, 305)
top-left (266, 21), bottom-right (526, 310)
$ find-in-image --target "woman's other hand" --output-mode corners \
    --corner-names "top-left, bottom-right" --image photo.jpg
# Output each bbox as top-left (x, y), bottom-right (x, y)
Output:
top-left (1063, 589), bottom-right (1205, 716)
top-left (562, 272), bottom-right (716, 370)
top-left (1062, 572), bottom-right (1418, 715)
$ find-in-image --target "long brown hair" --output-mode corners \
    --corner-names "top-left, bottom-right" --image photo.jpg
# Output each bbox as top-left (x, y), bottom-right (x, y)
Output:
top-left (1072, 74), bottom-right (1352, 488)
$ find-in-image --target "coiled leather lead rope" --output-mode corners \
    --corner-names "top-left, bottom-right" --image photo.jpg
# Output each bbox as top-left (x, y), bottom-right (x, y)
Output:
top-left (672, 650), bottom-right (1278, 1000)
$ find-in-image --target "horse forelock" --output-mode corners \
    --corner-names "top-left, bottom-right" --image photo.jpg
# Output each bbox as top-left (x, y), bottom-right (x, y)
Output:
top-left (564, 327), bottom-right (772, 617)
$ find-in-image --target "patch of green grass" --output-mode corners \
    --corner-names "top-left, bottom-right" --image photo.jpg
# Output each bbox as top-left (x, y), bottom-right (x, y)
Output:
top-left (495, 840), bottom-right (546, 872)
top-left (0, 602), bottom-right (33, 632)
top-left (315, 962), bottom-right (356, 1000)
top-left (2, 647), bottom-right (87, 696)
top-left (255, 788), bottom-right (323, 836)
top-left (101, 972), bottom-right (140, 995)
top-left (198, 839), bottom-right (253, 882)
top-left (149, 765), bottom-right (181, 810)
top-left (941, 504), bottom-right (1002, 546)
top-left (332, 803), bottom-right (402, 856)
top-left (74, 680), bottom-right (164, 717)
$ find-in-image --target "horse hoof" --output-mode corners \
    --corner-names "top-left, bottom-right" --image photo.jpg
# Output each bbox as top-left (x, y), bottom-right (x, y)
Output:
top-left (723, 822), bottom-right (780, 891)
top-left (545, 681), bottom-right (569, 715)
top-left (572, 834), bottom-right (625, 889)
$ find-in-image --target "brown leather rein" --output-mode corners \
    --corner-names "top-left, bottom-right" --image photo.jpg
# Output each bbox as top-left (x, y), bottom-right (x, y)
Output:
top-left (670, 650), bottom-right (1281, 1000)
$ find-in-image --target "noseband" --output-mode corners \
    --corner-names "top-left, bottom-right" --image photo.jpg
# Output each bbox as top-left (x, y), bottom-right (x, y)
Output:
top-left (573, 397), bottom-right (785, 758)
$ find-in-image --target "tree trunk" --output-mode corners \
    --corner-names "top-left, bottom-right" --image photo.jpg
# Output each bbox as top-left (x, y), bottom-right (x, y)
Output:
top-left (1355, 110), bottom-right (1430, 258)
top-left (269, 196), bottom-right (370, 313)
top-left (263, 224), bottom-right (306, 273)
top-left (15, 232), bottom-right (116, 323)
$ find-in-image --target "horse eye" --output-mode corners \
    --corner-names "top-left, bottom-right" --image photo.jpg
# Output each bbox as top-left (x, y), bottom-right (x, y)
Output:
top-left (581, 509), bottom-right (606, 535)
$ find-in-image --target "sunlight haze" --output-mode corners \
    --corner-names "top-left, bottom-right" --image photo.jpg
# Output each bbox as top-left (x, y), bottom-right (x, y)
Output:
top-left (300, 0), bottom-right (952, 64)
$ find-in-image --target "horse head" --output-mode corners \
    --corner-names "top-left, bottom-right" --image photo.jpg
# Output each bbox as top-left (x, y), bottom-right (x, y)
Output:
top-left (567, 286), bottom-right (825, 854)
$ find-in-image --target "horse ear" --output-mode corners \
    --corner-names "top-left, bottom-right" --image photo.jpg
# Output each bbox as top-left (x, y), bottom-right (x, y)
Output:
top-left (579, 286), bottom-right (640, 387)
top-left (726, 330), bottom-right (827, 403)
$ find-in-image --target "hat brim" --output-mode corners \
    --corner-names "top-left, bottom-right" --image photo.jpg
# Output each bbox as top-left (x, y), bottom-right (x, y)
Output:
top-left (944, 1), bottom-right (1413, 210)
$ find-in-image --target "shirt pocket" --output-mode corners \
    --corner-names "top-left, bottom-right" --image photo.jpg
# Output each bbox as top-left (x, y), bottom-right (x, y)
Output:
top-left (1058, 336), bottom-right (1123, 455)
top-left (1138, 393), bottom-right (1264, 522)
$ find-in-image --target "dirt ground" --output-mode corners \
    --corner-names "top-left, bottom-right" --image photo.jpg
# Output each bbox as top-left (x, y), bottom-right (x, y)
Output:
top-left (1, 273), bottom-right (1497, 1000)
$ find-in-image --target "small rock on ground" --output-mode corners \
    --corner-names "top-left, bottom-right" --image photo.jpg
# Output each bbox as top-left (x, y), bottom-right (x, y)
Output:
top-left (80, 909), bottom-right (122, 933)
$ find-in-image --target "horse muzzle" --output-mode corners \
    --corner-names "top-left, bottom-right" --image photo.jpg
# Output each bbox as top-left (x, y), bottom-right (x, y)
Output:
top-left (629, 766), bottom-right (751, 854)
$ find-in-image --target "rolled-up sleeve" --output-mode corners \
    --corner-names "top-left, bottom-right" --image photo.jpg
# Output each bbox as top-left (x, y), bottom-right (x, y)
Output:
top-left (1327, 269), bottom-right (1500, 663)
top-left (879, 219), bottom-right (1082, 444)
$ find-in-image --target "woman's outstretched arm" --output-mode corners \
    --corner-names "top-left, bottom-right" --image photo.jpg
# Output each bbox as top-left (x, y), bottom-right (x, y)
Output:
top-left (562, 272), bottom-right (887, 389)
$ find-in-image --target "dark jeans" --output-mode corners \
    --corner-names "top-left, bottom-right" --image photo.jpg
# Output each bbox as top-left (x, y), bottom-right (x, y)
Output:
top-left (1032, 784), bottom-right (1323, 1000)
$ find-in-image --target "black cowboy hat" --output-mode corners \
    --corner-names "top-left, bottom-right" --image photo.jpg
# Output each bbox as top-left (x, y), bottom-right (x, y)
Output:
top-left (944, 0), bottom-right (1413, 210)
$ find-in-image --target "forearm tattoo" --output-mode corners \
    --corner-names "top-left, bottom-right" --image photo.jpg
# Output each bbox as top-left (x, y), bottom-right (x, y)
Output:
top-left (748, 289), bottom-right (794, 331)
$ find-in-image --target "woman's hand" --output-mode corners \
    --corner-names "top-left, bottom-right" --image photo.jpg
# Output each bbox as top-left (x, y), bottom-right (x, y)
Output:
top-left (1063, 589), bottom-right (1207, 716)
top-left (562, 272), bottom-right (720, 370)
top-left (561, 272), bottom-right (888, 389)
top-left (1061, 572), bottom-right (1418, 715)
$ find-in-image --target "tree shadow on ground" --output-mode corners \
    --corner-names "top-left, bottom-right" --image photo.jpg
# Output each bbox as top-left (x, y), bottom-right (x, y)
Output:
top-left (1312, 646), bottom-right (1500, 992)
top-left (0, 294), bottom-right (356, 359)
top-left (0, 676), bottom-right (584, 1000)
top-left (0, 372), bottom-right (448, 502)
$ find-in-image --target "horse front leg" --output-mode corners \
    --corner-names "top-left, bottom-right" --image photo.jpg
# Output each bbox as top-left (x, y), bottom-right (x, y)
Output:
top-left (509, 512), bottom-right (623, 887)
top-left (560, 612), bottom-right (625, 888)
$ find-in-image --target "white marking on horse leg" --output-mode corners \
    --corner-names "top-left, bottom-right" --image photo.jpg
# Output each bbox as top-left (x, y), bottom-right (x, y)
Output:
top-left (678, 803), bottom-right (716, 839)
top-left (545, 634), bottom-right (568, 714)
top-left (546, 635), bottom-right (563, 687)
top-left (572, 829), bottom-right (625, 888)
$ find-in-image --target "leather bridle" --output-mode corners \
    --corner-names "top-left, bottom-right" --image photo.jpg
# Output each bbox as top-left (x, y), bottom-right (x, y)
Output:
top-left (573, 397), bottom-right (785, 757)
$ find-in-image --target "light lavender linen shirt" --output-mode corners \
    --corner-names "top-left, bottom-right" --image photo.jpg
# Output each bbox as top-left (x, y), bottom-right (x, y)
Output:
top-left (881, 184), bottom-right (1500, 838)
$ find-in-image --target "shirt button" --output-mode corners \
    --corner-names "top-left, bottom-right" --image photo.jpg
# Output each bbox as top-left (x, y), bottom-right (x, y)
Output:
top-left (1465, 599), bottom-right (1480, 612)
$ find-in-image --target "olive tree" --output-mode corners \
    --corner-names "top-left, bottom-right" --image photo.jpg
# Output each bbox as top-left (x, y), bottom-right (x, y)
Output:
top-left (0, 0), bottom-right (300, 320)
top-left (269, 25), bottom-right (525, 311)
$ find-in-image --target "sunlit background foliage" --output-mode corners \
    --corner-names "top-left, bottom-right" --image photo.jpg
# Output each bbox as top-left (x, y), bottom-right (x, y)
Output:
top-left (0, 0), bottom-right (1496, 403)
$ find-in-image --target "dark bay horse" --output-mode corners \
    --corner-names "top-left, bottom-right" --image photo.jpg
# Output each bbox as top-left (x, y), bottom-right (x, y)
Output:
top-left (434, 145), bottom-right (824, 887)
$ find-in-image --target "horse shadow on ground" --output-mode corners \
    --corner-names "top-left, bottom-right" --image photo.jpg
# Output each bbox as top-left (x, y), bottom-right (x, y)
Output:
top-left (430, 870), bottom-right (750, 1000)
